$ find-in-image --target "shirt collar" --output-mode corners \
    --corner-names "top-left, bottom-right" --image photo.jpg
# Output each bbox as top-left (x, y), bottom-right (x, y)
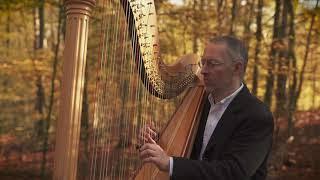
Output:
top-left (208, 83), bottom-right (244, 106)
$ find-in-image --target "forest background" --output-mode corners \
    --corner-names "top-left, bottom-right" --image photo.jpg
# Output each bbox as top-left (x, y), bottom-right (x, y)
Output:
top-left (0, 0), bottom-right (319, 179)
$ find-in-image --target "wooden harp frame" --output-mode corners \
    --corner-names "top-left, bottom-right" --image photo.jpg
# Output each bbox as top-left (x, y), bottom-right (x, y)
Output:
top-left (54, 0), bottom-right (205, 179)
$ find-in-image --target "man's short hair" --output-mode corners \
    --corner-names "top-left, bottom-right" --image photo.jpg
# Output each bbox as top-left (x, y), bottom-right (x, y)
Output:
top-left (209, 36), bottom-right (248, 75)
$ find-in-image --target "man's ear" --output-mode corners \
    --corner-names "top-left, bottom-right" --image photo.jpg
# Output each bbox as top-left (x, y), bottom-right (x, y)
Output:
top-left (233, 61), bottom-right (243, 75)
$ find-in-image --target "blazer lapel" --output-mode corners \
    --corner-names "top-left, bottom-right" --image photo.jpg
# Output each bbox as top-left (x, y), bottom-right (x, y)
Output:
top-left (191, 97), bottom-right (211, 159)
top-left (198, 98), bottom-right (211, 141)
top-left (204, 85), bottom-right (251, 153)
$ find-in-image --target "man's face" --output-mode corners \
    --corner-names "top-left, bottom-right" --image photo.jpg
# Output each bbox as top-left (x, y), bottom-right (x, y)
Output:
top-left (200, 43), bottom-right (234, 93)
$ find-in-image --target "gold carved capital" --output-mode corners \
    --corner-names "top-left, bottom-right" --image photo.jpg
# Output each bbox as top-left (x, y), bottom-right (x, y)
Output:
top-left (64, 0), bottom-right (96, 16)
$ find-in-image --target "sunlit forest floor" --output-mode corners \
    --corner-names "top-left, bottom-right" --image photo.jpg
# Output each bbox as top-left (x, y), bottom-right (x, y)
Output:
top-left (268, 110), bottom-right (320, 180)
top-left (0, 111), bottom-right (319, 180)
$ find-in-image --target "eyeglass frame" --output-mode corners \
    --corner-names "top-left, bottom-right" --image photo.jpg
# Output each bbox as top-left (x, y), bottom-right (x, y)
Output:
top-left (198, 58), bottom-right (225, 69)
top-left (198, 58), bottom-right (242, 69)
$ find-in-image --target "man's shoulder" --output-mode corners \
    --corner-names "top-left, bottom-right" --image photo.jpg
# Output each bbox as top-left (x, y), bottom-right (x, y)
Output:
top-left (249, 94), bottom-right (270, 112)
top-left (240, 91), bottom-right (273, 121)
top-left (230, 85), bottom-right (273, 121)
top-left (234, 93), bottom-right (274, 134)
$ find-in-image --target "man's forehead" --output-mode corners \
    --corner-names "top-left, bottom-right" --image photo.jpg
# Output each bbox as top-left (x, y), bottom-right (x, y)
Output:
top-left (203, 43), bottom-right (228, 57)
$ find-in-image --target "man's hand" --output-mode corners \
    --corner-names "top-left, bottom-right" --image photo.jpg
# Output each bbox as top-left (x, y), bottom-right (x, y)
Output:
top-left (139, 126), bottom-right (159, 145)
top-left (139, 133), bottom-right (170, 172)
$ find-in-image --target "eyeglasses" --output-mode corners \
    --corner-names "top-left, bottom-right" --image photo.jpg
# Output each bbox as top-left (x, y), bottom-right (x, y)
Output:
top-left (198, 59), bottom-right (225, 68)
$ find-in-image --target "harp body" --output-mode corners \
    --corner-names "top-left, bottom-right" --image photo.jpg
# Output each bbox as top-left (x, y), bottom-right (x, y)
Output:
top-left (54, 0), bottom-right (205, 179)
top-left (134, 87), bottom-right (205, 179)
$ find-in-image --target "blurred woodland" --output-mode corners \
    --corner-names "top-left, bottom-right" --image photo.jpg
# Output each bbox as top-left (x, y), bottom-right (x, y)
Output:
top-left (0, 0), bottom-right (319, 179)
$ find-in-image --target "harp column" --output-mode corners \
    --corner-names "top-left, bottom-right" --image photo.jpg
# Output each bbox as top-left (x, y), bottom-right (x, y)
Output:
top-left (54, 0), bottom-right (95, 180)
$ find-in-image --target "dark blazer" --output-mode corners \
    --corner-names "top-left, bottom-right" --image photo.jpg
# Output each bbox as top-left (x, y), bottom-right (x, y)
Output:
top-left (172, 85), bottom-right (274, 180)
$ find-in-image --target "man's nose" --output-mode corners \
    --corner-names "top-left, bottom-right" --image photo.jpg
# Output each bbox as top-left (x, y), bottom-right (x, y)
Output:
top-left (200, 66), bottom-right (208, 74)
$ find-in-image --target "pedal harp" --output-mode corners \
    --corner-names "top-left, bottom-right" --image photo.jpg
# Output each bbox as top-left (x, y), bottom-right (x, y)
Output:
top-left (54, 0), bottom-right (205, 179)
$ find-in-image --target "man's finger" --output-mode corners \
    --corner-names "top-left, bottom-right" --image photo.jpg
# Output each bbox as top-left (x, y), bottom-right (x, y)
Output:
top-left (142, 156), bottom-right (157, 164)
top-left (139, 134), bottom-right (148, 142)
top-left (140, 149), bottom-right (157, 159)
top-left (140, 143), bottom-right (157, 151)
top-left (147, 133), bottom-right (157, 144)
top-left (146, 127), bottom-right (157, 136)
top-left (143, 132), bottom-right (157, 143)
top-left (147, 122), bottom-right (156, 130)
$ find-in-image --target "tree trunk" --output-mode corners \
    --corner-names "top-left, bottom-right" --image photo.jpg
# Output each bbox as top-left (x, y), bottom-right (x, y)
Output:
top-left (288, 0), bottom-right (318, 137)
top-left (312, 63), bottom-right (317, 108)
top-left (287, 0), bottom-right (297, 137)
top-left (275, 0), bottom-right (289, 120)
top-left (264, 0), bottom-right (281, 107)
top-left (229, 0), bottom-right (237, 35)
top-left (294, 4), bottom-right (317, 109)
top-left (6, 9), bottom-right (10, 57)
top-left (243, 0), bottom-right (255, 46)
top-left (34, 2), bottom-right (46, 114)
top-left (216, 0), bottom-right (224, 35)
top-left (34, 0), bottom-right (46, 116)
top-left (39, 0), bottom-right (45, 48)
top-left (38, 0), bottom-right (46, 178)
top-left (251, 0), bottom-right (263, 96)
top-left (192, 0), bottom-right (199, 53)
top-left (33, 8), bottom-right (37, 56)
top-left (40, 1), bottom-right (63, 179)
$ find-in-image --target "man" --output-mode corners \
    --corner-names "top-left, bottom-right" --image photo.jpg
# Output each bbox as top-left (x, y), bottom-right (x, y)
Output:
top-left (139, 36), bottom-right (274, 180)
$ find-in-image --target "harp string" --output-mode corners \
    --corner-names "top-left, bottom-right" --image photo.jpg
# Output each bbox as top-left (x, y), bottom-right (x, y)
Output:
top-left (95, 0), bottom-right (109, 178)
top-left (119, 1), bottom-right (126, 178)
top-left (88, 0), bottom-right (109, 177)
top-left (133, 3), bottom-right (142, 168)
top-left (136, 1), bottom-right (146, 177)
top-left (108, 0), bottom-right (131, 178)
top-left (112, 0), bottom-right (124, 178)
top-left (119, 1), bottom-right (132, 178)
top-left (99, 7), bottom-right (109, 179)
top-left (145, 2), bottom-right (156, 178)
top-left (112, 0), bottom-right (123, 178)
top-left (141, 3), bottom-right (148, 176)
top-left (123, 1), bottom-right (144, 177)
top-left (102, 0), bottom-right (115, 178)
top-left (129, 0), bottom-right (141, 175)
top-left (91, 0), bottom-right (118, 179)
top-left (94, 0), bottom-right (106, 174)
